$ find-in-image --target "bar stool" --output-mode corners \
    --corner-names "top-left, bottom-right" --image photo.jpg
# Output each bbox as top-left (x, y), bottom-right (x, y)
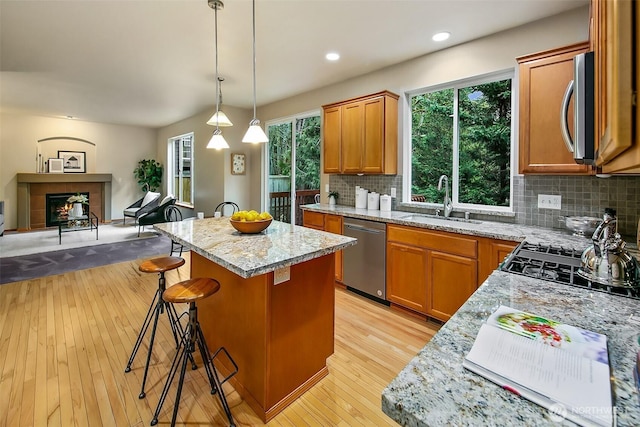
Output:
top-left (125, 256), bottom-right (195, 399)
top-left (151, 277), bottom-right (237, 427)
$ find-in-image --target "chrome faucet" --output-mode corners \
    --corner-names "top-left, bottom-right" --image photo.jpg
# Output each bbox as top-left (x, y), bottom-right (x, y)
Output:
top-left (437, 174), bottom-right (453, 218)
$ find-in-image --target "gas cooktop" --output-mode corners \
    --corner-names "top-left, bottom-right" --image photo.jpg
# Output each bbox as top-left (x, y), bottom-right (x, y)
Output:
top-left (500, 241), bottom-right (640, 300)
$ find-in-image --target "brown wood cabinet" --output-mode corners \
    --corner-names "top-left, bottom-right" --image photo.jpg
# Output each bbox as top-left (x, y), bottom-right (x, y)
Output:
top-left (517, 42), bottom-right (593, 175)
top-left (592, 0), bottom-right (639, 173)
top-left (386, 224), bottom-right (478, 321)
top-left (302, 210), bottom-right (344, 282)
top-left (477, 238), bottom-right (519, 284)
top-left (322, 91), bottom-right (398, 175)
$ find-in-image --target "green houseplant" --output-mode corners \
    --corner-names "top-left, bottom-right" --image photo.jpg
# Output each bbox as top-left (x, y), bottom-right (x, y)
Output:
top-left (134, 159), bottom-right (163, 192)
top-left (328, 191), bottom-right (339, 206)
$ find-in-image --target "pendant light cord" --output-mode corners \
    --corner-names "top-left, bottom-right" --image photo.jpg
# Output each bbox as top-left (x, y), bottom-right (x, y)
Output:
top-left (251, 0), bottom-right (257, 121)
top-left (214, 4), bottom-right (220, 131)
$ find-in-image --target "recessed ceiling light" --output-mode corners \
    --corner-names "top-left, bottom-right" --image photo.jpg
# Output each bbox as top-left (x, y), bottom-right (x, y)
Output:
top-left (432, 32), bottom-right (450, 42)
top-left (66, 115), bottom-right (75, 119)
top-left (326, 52), bottom-right (340, 61)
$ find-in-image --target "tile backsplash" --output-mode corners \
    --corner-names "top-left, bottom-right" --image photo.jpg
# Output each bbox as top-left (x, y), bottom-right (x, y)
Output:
top-left (329, 174), bottom-right (640, 237)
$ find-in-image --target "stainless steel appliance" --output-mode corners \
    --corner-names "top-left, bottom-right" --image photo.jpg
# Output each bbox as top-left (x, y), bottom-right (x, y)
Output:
top-left (561, 51), bottom-right (595, 165)
top-left (343, 218), bottom-right (386, 300)
top-left (500, 241), bottom-right (640, 299)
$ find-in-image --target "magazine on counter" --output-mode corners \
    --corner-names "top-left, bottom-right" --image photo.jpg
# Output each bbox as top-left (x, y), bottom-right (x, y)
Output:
top-left (463, 305), bottom-right (613, 427)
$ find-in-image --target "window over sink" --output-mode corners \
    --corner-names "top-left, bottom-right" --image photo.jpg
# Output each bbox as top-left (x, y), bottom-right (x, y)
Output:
top-left (405, 70), bottom-right (514, 212)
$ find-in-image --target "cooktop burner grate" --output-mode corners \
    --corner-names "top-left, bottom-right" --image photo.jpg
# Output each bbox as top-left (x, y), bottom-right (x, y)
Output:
top-left (500, 241), bottom-right (640, 300)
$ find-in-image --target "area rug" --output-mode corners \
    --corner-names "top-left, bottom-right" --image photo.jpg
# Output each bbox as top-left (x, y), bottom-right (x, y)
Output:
top-left (0, 234), bottom-right (174, 284)
top-left (0, 222), bottom-right (159, 258)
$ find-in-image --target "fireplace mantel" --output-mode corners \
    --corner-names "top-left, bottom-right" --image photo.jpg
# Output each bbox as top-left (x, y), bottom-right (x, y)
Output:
top-left (17, 173), bottom-right (112, 230)
top-left (17, 173), bottom-right (112, 184)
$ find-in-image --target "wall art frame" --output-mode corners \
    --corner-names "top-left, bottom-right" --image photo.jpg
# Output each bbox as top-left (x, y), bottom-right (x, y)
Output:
top-left (58, 150), bottom-right (86, 173)
top-left (48, 158), bottom-right (64, 173)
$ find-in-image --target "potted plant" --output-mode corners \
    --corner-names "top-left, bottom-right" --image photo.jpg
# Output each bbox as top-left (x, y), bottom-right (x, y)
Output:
top-left (134, 159), bottom-right (163, 192)
top-left (328, 191), bottom-right (339, 206)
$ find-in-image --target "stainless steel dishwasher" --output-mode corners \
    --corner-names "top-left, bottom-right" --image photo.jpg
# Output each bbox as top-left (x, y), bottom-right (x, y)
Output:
top-left (343, 218), bottom-right (386, 300)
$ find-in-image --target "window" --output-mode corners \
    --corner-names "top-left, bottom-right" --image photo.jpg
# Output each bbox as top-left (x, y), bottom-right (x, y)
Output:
top-left (264, 112), bottom-right (321, 225)
top-left (167, 132), bottom-right (194, 206)
top-left (407, 71), bottom-right (514, 211)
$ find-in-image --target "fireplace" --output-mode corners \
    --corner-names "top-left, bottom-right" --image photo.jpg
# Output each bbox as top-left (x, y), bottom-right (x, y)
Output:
top-left (46, 192), bottom-right (89, 227)
top-left (17, 173), bottom-right (112, 230)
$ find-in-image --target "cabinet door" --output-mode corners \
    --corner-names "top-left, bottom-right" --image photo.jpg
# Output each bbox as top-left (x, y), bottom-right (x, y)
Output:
top-left (324, 214), bottom-right (344, 283)
top-left (518, 42), bottom-right (592, 175)
top-left (595, 0), bottom-right (637, 172)
top-left (386, 242), bottom-right (428, 314)
top-left (341, 101), bottom-right (364, 173)
top-left (362, 96), bottom-right (384, 173)
top-left (302, 210), bottom-right (324, 230)
top-left (477, 238), bottom-right (518, 283)
top-left (427, 251), bottom-right (477, 322)
top-left (323, 106), bottom-right (342, 173)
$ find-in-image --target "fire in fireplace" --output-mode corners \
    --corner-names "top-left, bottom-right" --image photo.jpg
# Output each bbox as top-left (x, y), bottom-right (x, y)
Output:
top-left (46, 192), bottom-right (89, 227)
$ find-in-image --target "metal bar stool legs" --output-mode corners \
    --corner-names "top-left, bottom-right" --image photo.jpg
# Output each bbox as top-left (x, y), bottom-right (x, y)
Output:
top-left (125, 256), bottom-right (196, 399)
top-left (151, 278), bottom-right (237, 427)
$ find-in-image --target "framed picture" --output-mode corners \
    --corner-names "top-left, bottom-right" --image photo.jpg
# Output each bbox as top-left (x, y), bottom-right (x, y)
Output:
top-left (48, 158), bottom-right (64, 173)
top-left (58, 150), bottom-right (86, 173)
top-left (231, 152), bottom-right (246, 175)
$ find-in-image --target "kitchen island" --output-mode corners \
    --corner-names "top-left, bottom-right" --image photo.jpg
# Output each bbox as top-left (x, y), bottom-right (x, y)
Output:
top-left (154, 218), bottom-right (356, 422)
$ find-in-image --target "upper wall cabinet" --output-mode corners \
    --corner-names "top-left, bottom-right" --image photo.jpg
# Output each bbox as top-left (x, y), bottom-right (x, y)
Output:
top-left (322, 91), bottom-right (398, 175)
top-left (517, 42), bottom-right (594, 175)
top-left (592, 0), bottom-right (639, 173)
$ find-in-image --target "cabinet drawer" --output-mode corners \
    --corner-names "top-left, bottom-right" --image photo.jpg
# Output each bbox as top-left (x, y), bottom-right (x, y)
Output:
top-left (387, 224), bottom-right (477, 258)
top-left (303, 211), bottom-right (325, 229)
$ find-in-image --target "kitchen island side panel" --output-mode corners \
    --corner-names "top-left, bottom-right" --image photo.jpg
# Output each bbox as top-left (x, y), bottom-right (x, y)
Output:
top-left (192, 251), bottom-right (335, 422)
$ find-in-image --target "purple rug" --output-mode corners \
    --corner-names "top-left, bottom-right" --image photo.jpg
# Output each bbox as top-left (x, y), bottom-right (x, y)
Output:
top-left (0, 235), bottom-right (174, 284)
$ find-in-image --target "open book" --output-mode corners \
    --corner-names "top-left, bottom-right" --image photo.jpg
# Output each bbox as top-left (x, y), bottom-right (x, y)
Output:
top-left (463, 306), bottom-right (613, 427)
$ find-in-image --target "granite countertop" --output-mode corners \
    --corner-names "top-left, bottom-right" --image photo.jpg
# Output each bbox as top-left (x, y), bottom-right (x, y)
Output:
top-left (154, 217), bottom-right (356, 279)
top-left (302, 204), bottom-right (640, 425)
top-left (301, 203), bottom-right (594, 248)
top-left (382, 271), bottom-right (640, 426)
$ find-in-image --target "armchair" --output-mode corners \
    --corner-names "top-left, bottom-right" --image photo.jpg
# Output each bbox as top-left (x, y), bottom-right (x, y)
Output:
top-left (123, 191), bottom-right (161, 225)
top-left (137, 195), bottom-right (177, 236)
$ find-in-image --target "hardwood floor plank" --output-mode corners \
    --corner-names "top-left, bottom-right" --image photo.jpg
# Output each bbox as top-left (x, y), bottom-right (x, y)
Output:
top-left (0, 255), bottom-right (439, 426)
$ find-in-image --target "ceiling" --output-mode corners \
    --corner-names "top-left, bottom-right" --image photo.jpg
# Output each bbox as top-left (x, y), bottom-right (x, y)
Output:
top-left (0, 0), bottom-right (587, 129)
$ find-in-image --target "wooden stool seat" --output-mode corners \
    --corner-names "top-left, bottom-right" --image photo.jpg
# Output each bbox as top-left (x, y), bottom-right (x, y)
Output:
top-left (139, 256), bottom-right (185, 274)
top-left (125, 254), bottom-right (190, 400)
top-left (163, 278), bottom-right (220, 304)
top-left (152, 276), bottom-right (235, 427)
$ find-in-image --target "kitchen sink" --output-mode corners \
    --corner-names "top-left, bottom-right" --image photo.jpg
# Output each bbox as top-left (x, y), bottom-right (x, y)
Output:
top-left (398, 213), bottom-right (482, 225)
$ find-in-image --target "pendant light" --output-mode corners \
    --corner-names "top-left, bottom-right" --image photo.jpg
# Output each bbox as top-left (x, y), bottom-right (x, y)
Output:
top-left (206, 0), bottom-right (230, 150)
top-left (207, 77), bottom-right (233, 127)
top-left (242, 0), bottom-right (268, 144)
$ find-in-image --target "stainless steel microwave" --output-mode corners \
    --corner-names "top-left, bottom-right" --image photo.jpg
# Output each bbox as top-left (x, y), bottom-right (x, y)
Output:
top-left (560, 51), bottom-right (595, 165)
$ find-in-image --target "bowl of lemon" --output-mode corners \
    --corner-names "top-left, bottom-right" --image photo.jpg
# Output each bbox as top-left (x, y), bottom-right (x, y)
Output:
top-left (229, 210), bottom-right (273, 234)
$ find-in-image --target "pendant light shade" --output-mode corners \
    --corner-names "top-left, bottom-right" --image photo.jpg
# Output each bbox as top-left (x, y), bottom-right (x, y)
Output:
top-left (207, 77), bottom-right (233, 126)
top-left (242, 119), bottom-right (268, 143)
top-left (242, 0), bottom-right (267, 144)
top-left (207, 0), bottom-right (230, 148)
top-left (207, 110), bottom-right (233, 127)
top-left (207, 128), bottom-right (230, 150)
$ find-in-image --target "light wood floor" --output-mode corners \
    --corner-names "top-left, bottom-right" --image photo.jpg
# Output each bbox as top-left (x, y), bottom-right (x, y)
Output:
top-left (0, 252), bottom-right (439, 426)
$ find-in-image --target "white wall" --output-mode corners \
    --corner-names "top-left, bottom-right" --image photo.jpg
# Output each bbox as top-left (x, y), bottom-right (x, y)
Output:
top-left (156, 105), bottom-right (253, 216)
top-left (253, 6), bottom-right (590, 208)
top-left (0, 112), bottom-right (157, 229)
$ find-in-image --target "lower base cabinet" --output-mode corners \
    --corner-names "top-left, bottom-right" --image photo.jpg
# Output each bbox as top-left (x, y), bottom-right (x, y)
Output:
top-left (386, 224), bottom-right (478, 321)
top-left (302, 211), bottom-right (344, 282)
top-left (387, 224), bottom-right (517, 322)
